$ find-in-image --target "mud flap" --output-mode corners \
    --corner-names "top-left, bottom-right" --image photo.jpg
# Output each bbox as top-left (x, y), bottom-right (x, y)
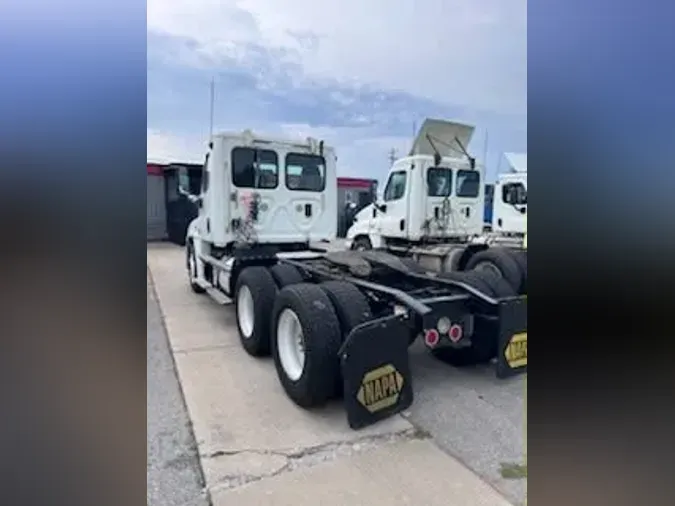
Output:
top-left (495, 296), bottom-right (528, 378)
top-left (339, 315), bottom-right (413, 430)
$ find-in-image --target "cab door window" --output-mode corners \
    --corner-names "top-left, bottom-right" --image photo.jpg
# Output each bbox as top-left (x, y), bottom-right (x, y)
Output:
top-left (502, 182), bottom-right (527, 205)
top-left (383, 171), bottom-right (407, 201)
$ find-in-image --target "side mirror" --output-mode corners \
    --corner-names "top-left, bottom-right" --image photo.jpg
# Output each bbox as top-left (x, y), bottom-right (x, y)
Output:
top-left (374, 202), bottom-right (387, 213)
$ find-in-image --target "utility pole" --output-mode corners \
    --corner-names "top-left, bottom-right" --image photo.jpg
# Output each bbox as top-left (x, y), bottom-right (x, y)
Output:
top-left (483, 129), bottom-right (489, 172)
top-left (388, 148), bottom-right (397, 165)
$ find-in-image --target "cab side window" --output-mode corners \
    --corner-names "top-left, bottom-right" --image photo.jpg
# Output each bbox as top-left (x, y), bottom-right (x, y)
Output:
top-left (502, 182), bottom-right (527, 205)
top-left (427, 167), bottom-right (452, 197)
top-left (383, 171), bottom-right (407, 201)
top-left (455, 169), bottom-right (480, 198)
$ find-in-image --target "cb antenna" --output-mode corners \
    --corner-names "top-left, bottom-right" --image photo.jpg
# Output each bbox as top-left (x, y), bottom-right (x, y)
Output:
top-left (482, 129), bottom-right (489, 172)
top-left (208, 77), bottom-right (215, 148)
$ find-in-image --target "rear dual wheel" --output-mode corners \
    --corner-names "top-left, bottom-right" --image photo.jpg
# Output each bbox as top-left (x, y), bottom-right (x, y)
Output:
top-left (234, 266), bottom-right (372, 408)
top-left (464, 247), bottom-right (527, 295)
top-left (271, 284), bottom-right (344, 407)
top-left (439, 269), bottom-right (515, 299)
top-left (234, 267), bottom-right (278, 356)
top-left (234, 263), bottom-right (306, 357)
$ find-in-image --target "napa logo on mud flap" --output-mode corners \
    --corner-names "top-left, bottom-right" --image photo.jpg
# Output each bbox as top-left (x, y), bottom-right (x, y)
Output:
top-left (357, 364), bottom-right (404, 413)
top-left (505, 332), bottom-right (527, 368)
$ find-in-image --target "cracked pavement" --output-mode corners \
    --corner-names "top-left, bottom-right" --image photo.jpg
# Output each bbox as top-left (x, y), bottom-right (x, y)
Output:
top-left (147, 244), bottom-right (524, 506)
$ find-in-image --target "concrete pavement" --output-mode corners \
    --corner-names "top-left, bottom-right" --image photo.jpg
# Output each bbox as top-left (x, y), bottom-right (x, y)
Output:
top-left (147, 243), bottom-right (525, 505)
top-left (147, 271), bottom-right (210, 506)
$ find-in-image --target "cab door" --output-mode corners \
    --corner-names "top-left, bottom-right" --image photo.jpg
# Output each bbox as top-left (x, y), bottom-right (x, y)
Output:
top-left (377, 170), bottom-right (409, 239)
top-left (495, 180), bottom-right (527, 234)
top-left (452, 169), bottom-right (483, 236)
top-left (424, 166), bottom-right (452, 237)
top-left (281, 151), bottom-right (335, 241)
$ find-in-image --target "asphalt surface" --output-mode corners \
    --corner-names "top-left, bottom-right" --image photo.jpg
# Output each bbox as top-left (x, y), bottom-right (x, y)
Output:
top-left (147, 275), bottom-right (210, 506)
top-left (405, 341), bottom-right (526, 504)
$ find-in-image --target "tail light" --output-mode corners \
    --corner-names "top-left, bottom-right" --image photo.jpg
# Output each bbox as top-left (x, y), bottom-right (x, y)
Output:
top-left (424, 329), bottom-right (440, 348)
top-left (448, 324), bottom-right (463, 343)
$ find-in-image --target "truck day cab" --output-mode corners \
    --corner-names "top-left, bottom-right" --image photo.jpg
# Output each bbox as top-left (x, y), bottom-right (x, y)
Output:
top-left (491, 155), bottom-right (527, 236)
top-left (346, 118), bottom-right (528, 295)
top-left (178, 128), bottom-right (527, 430)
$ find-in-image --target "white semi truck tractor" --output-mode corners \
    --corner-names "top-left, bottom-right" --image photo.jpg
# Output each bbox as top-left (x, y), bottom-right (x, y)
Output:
top-left (178, 127), bottom-right (527, 431)
top-left (346, 118), bottom-right (527, 296)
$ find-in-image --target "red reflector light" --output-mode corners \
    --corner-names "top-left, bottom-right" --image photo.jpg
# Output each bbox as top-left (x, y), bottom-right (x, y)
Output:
top-left (448, 324), bottom-right (463, 343)
top-left (424, 329), bottom-right (440, 348)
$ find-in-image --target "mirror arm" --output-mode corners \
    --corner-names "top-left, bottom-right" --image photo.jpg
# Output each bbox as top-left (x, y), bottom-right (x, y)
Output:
top-left (178, 186), bottom-right (201, 204)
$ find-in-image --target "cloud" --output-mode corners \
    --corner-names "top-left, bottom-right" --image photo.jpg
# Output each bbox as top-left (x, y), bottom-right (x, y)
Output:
top-left (147, 0), bottom-right (526, 115)
top-left (147, 129), bottom-right (207, 164)
top-left (147, 0), bottom-right (527, 181)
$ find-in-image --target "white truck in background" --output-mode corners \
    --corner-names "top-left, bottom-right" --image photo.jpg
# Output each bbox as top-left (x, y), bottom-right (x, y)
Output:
top-left (345, 118), bottom-right (527, 294)
top-left (488, 152), bottom-right (527, 237)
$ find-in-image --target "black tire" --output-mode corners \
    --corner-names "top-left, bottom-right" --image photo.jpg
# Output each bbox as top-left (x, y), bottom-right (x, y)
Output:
top-left (271, 283), bottom-right (343, 407)
top-left (319, 281), bottom-right (373, 397)
top-left (186, 243), bottom-right (206, 294)
top-left (234, 266), bottom-right (278, 357)
top-left (465, 248), bottom-right (522, 294)
top-left (319, 281), bottom-right (373, 341)
top-left (352, 236), bottom-right (372, 251)
top-left (269, 263), bottom-right (304, 288)
top-left (509, 250), bottom-right (527, 294)
top-left (438, 270), bottom-right (496, 297)
top-left (471, 269), bottom-right (517, 299)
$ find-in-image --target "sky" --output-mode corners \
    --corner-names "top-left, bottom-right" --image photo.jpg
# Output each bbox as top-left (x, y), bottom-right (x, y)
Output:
top-left (147, 0), bottom-right (526, 184)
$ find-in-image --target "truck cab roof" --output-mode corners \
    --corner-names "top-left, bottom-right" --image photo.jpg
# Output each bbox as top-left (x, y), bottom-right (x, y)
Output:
top-left (211, 130), bottom-right (332, 156)
top-left (392, 154), bottom-right (480, 171)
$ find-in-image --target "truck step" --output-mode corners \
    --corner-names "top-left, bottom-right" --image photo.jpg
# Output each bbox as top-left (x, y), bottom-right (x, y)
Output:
top-left (205, 287), bottom-right (232, 305)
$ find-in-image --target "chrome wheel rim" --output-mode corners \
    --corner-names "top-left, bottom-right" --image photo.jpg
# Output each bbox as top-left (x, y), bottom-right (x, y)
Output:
top-left (277, 308), bottom-right (305, 381)
top-left (237, 286), bottom-right (255, 339)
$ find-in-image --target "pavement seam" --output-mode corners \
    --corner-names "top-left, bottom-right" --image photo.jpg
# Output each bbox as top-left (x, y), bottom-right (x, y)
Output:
top-left (173, 344), bottom-right (240, 354)
top-left (148, 265), bottom-right (216, 506)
